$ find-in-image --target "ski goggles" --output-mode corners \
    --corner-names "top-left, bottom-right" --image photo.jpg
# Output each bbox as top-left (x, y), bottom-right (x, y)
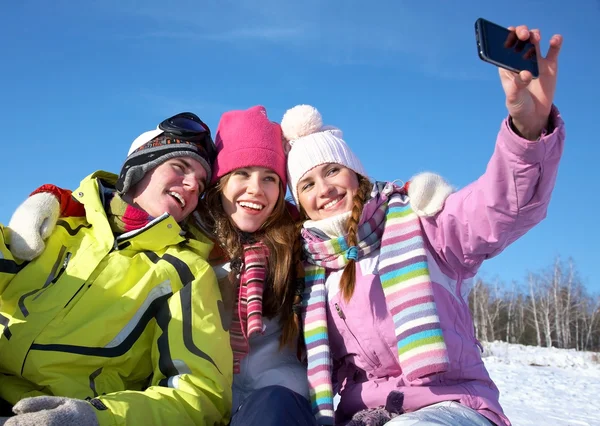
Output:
top-left (158, 112), bottom-right (217, 165)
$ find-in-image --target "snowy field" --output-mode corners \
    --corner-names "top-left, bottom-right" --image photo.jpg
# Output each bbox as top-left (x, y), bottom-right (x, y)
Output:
top-left (483, 341), bottom-right (600, 426)
top-left (333, 342), bottom-right (600, 425)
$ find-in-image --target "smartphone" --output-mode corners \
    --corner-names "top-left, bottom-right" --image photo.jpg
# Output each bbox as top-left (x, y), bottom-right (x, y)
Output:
top-left (475, 18), bottom-right (539, 78)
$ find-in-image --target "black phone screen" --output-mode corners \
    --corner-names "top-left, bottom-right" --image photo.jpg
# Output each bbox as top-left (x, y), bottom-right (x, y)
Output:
top-left (476, 18), bottom-right (539, 77)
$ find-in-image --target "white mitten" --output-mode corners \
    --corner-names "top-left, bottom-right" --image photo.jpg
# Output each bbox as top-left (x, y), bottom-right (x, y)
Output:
top-left (5, 396), bottom-right (99, 426)
top-left (8, 193), bottom-right (60, 261)
top-left (408, 172), bottom-right (454, 217)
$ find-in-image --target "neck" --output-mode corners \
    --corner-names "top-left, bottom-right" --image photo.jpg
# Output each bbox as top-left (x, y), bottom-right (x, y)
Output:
top-left (303, 211), bottom-right (351, 239)
top-left (104, 191), bottom-right (154, 234)
top-left (121, 193), bottom-right (139, 210)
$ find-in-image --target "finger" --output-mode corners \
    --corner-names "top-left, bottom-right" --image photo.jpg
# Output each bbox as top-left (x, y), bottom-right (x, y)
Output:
top-left (514, 38), bottom-right (526, 53)
top-left (528, 29), bottom-right (543, 64)
top-left (515, 70), bottom-right (534, 88)
top-left (504, 29), bottom-right (518, 49)
top-left (523, 45), bottom-right (537, 60)
top-left (515, 25), bottom-right (530, 41)
top-left (529, 28), bottom-right (541, 39)
top-left (545, 34), bottom-right (563, 63)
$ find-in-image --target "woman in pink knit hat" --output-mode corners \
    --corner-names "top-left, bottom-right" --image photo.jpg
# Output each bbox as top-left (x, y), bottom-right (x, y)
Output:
top-left (196, 105), bottom-right (317, 426)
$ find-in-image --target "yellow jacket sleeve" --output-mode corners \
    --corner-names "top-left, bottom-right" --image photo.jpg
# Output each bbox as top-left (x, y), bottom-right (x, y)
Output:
top-left (93, 261), bottom-right (233, 426)
top-left (0, 225), bottom-right (25, 296)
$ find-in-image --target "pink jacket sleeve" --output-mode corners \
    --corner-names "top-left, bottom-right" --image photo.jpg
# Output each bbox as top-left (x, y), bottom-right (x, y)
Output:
top-left (421, 106), bottom-right (565, 276)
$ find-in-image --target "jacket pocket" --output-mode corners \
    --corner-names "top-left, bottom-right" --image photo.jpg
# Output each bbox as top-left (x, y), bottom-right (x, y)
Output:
top-left (333, 302), bottom-right (381, 370)
top-left (18, 246), bottom-right (71, 317)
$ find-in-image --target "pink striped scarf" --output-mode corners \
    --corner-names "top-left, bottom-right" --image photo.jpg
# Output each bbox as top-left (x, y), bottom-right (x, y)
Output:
top-left (301, 182), bottom-right (450, 424)
top-left (230, 242), bottom-right (269, 373)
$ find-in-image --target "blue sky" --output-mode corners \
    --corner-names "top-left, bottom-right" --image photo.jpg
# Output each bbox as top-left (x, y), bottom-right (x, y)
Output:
top-left (2, 1), bottom-right (599, 294)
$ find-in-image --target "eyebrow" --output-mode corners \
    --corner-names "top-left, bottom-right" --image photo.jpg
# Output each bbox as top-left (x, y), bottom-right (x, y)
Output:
top-left (297, 175), bottom-right (312, 187)
top-left (178, 158), bottom-right (192, 169)
top-left (178, 159), bottom-right (206, 184)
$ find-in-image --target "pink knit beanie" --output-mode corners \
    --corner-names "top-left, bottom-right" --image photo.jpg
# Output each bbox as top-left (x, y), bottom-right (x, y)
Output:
top-left (211, 105), bottom-right (287, 187)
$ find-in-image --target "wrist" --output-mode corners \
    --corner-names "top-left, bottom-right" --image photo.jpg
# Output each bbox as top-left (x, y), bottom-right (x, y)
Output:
top-left (509, 116), bottom-right (549, 141)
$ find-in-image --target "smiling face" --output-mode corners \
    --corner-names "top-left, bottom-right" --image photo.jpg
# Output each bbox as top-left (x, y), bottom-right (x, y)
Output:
top-left (297, 163), bottom-right (360, 221)
top-left (129, 157), bottom-right (207, 222)
top-left (220, 166), bottom-right (281, 233)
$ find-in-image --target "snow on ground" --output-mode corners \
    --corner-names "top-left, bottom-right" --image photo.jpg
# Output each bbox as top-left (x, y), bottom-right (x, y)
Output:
top-left (483, 341), bottom-right (600, 426)
top-left (333, 342), bottom-right (600, 425)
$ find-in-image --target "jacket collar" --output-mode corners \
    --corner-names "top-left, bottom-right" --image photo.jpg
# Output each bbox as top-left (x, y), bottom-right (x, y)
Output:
top-left (73, 171), bottom-right (187, 252)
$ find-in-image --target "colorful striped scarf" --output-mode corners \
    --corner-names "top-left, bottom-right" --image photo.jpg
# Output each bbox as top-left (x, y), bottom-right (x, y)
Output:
top-left (230, 242), bottom-right (268, 373)
top-left (302, 182), bottom-right (450, 424)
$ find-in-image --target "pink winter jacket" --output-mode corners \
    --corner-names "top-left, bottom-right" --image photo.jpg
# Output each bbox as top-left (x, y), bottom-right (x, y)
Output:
top-left (321, 108), bottom-right (565, 426)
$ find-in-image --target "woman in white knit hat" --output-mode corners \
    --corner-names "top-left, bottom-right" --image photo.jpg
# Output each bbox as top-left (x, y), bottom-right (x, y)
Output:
top-left (284, 25), bottom-right (565, 426)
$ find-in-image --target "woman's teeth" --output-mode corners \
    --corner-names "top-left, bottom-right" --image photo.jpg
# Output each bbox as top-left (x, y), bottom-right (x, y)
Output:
top-left (323, 197), bottom-right (341, 210)
top-left (239, 201), bottom-right (263, 211)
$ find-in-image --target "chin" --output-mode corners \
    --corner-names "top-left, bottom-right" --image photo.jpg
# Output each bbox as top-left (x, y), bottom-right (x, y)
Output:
top-left (240, 225), bottom-right (261, 233)
top-left (166, 210), bottom-right (185, 222)
top-left (235, 221), bottom-right (261, 233)
top-left (322, 208), bottom-right (347, 220)
top-left (320, 208), bottom-right (337, 218)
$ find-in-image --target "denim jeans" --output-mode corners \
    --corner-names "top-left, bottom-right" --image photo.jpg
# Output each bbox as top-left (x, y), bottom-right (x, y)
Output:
top-left (229, 385), bottom-right (317, 426)
top-left (385, 401), bottom-right (493, 426)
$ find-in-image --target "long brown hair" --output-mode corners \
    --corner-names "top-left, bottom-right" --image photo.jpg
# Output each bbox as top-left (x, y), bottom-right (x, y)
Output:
top-left (198, 175), bottom-right (301, 347)
top-left (299, 173), bottom-right (373, 303)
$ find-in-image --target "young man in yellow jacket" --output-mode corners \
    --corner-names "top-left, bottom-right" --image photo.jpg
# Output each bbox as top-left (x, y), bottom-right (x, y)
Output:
top-left (0, 113), bottom-right (233, 426)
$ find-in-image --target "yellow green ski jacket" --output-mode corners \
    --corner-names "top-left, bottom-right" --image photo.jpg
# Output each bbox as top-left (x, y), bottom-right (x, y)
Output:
top-left (0, 172), bottom-right (233, 425)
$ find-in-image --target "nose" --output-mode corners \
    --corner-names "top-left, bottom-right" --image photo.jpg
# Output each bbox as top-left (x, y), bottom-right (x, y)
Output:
top-left (247, 173), bottom-right (264, 195)
top-left (318, 180), bottom-right (334, 197)
top-left (183, 174), bottom-right (200, 193)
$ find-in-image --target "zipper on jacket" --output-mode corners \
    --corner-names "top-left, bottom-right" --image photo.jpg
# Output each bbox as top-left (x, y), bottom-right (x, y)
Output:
top-left (19, 247), bottom-right (69, 317)
top-left (64, 282), bottom-right (86, 308)
top-left (334, 303), bottom-right (380, 368)
top-left (51, 252), bottom-right (72, 284)
top-left (32, 251), bottom-right (71, 301)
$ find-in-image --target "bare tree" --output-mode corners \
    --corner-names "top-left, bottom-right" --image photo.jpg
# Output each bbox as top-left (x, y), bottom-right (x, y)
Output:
top-left (528, 274), bottom-right (542, 346)
top-left (486, 281), bottom-right (503, 341)
top-left (467, 258), bottom-right (598, 351)
top-left (584, 296), bottom-right (600, 351)
top-left (562, 260), bottom-right (574, 348)
top-left (535, 275), bottom-right (554, 348)
top-left (552, 260), bottom-right (563, 347)
top-left (505, 283), bottom-right (516, 343)
top-left (515, 294), bottom-right (527, 342)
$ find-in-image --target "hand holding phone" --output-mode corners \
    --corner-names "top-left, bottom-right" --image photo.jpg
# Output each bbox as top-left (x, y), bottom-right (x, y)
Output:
top-left (475, 18), bottom-right (539, 78)
top-left (475, 20), bottom-right (563, 140)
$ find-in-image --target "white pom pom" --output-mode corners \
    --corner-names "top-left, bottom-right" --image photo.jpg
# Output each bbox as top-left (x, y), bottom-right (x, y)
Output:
top-left (281, 105), bottom-right (323, 141)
